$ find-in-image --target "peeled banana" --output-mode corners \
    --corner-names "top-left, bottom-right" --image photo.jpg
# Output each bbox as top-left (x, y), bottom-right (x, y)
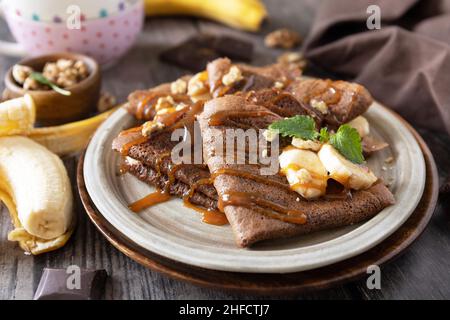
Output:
top-left (279, 147), bottom-right (328, 199)
top-left (0, 94), bottom-right (35, 136)
top-left (145, 0), bottom-right (267, 31)
top-left (318, 143), bottom-right (377, 190)
top-left (0, 136), bottom-right (74, 255)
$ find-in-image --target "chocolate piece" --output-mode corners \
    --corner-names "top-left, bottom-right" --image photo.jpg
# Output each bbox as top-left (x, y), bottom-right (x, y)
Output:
top-left (160, 35), bottom-right (253, 72)
top-left (34, 268), bottom-right (107, 300)
top-left (211, 35), bottom-right (253, 62)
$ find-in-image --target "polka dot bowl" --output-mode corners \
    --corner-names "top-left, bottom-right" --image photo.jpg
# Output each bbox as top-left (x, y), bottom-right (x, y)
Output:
top-left (2, 0), bottom-right (144, 66)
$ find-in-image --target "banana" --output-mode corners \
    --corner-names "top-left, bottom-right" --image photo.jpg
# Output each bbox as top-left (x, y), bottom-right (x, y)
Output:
top-left (318, 143), bottom-right (377, 190)
top-left (28, 107), bottom-right (117, 156)
top-left (0, 189), bottom-right (74, 255)
top-left (279, 147), bottom-right (328, 199)
top-left (0, 94), bottom-right (35, 136)
top-left (291, 137), bottom-right (322, 151)
top-left (145, 0), bottom-right (267, 31)
top-left (0, 136), bottom-right (73, 246)
top-left (347, 116), bottom-right (370, 137)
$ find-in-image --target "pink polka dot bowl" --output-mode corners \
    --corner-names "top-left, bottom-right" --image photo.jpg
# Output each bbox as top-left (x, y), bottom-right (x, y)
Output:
top-left (0, 0), bottom-right (144, 66)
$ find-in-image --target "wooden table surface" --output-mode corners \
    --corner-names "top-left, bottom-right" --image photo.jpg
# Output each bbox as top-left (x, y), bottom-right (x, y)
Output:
top-left (1, 0), bottom-right (449, 300)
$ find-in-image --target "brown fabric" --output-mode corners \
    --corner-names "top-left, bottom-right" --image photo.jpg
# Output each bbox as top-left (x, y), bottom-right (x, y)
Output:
top-left (304, 0), bottom-right (450, 134)
top-left (198, 95), bottom-right (395, 247)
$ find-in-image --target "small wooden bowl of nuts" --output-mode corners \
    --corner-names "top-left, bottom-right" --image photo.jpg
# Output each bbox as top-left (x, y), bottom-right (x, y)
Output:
top-left (4, 53), bottom-right (101, 126)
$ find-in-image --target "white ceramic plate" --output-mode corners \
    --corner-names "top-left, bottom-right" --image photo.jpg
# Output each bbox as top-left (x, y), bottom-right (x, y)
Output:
top-left (84, 101), bottom-right (425, 273)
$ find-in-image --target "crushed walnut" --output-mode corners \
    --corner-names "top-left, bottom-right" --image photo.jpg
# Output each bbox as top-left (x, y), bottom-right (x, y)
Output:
top-left (142, 121), bottom-right (165, 137)
top-left (12, 58), bottom-right (90, 91)
top-left (277, 52), bottom-right (307, 69)
top-left (310, 99), bottom-right (329, 114)
top-left (155, 96), bottom-right (176, 111)
top-left (222, 66), bottom-right (243, 86)
top-left (273, 81), bottom-right (285, 89)
top-left (188, 71), bottom-right (210, 102)
top-left (12, 65), bottom-right (33, 84)
top-left (170, 78), bottom-right (187, 95)
top-left (264, 28), bottom-right (302, 49)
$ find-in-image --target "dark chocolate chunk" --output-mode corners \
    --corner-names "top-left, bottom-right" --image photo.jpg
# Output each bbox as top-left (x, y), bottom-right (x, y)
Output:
top-left (33, 268), bottom-right (107, 300)
top-left (160, 34), bottom-right (253, 72)
top-left (211, 35), bottom-right (253, 62)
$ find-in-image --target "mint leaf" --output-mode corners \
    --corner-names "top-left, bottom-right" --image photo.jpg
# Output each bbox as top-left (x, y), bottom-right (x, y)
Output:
top-left (30, 72), bottom-right (71, 96)
top-left (319, 127), bottom-right (330, 142)
top-left (268, 115), bottom-right (318, 140)
top-left (329, 124), bottom-right (364, 164)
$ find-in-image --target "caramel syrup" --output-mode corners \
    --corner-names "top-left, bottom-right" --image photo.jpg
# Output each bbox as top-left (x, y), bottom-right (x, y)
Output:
top-left (128, 190), bottom-right (172, 212)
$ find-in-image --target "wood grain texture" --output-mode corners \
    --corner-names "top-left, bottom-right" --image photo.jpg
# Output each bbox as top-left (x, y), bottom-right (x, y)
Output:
top-left (1, 0), bottom-right (449, 299)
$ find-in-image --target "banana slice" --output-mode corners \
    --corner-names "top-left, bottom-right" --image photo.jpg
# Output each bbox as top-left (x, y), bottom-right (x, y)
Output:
top-left (318, 143), bottom-right (377, 190)
top-left (279, 147), bottom-right (328, 199)
top-left (0, 94), bottom-right (35, 136)
top-left (0, 136), bottom-right (73, 241)
top-left (347, 116), bottom-right (369, 137)
top-left (291, 137), bottom-right (322, 151)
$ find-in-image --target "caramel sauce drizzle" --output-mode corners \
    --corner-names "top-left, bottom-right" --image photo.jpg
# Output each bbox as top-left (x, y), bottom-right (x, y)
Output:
top-left (183, 178), bottom-right (228, 226)
top-left (128, 190), bottom-right (171, 212)
top-left (218, 191), bottom-right (307, 224)
top-left (120, 135), bottom-right (148, 156)
top-left (211, 168), bottom-right (291, 191)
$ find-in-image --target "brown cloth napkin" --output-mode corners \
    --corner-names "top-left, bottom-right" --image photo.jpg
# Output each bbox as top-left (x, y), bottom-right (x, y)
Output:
top-left (303, 0), bottom-right (450, 134)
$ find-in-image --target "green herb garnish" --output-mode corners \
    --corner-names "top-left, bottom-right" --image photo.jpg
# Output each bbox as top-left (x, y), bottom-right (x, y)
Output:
top-left (329, 124), bottom-right (364, 164)
top-left (268, 115), bottom-right (318, 140)
top-left (268, 115), bottom-right (365, 164)
top-left (30, 72), bottom-right (71, 96)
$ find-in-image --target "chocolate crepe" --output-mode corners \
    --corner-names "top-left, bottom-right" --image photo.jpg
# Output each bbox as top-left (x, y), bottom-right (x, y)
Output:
top-left (114, 58), bottom-right (393, 246)
top-left (198, 95), bottom-right (395, 247)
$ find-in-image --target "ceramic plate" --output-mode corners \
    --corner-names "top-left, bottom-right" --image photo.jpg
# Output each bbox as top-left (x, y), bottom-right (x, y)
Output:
top-left (84, 102), bottom-right (425, 273)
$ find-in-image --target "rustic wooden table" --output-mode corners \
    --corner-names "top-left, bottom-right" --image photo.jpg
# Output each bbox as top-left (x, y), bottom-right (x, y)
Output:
top-left (1, 0), bottom-right (449, 300)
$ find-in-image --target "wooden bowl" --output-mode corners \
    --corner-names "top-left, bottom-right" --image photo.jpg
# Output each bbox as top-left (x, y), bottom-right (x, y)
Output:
top-left (3, 53), bottom-right (101, 126)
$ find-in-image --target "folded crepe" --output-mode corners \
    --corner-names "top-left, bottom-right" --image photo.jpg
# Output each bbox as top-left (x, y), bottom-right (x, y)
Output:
top-left (198, 95), bottom-right (395, 247)
top-left (113, 57), bottom-right (393, 247)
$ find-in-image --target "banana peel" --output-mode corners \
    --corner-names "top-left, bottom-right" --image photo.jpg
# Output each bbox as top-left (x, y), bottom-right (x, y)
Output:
top-left (145, 0), bottom-right (268, 31)
top-left (29, 106), bottom-right (118, 156)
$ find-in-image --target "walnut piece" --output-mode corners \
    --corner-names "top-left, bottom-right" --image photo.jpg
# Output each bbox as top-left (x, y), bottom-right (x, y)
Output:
top-left (277, 51), bottom-right (307, 69)
top-left (222, 66), bottom-right (243, 86)
top-left (142, 121), bottom-right (165, 137)
top-left (23, 77), bottom-right (48, 91)
top-left (155, 96), bottom-right (175, 111)
top-left (12, 65), bottom-right (33, 84)
top-left (170, 78), bottom-right (187, 95)
top-left (310, 99), bottom-right (328, 114)
top-left (265, 28), bottom-right (302, 49)
top-left (188, 71), bottom-right (209, 99)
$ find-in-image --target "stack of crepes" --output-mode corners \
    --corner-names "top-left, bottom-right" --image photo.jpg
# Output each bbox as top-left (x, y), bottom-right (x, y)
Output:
top-left (112, 57), bottom-right (394, 247)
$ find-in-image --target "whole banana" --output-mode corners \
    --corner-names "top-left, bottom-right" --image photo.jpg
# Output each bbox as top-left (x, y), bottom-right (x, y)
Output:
top-left (0, 136), bottom-right (74, 254)
top-left (145, 0), bottom-right (268, 31)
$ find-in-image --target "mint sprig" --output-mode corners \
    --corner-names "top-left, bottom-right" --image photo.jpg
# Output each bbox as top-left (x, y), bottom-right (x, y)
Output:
top-left (329, 125), bottom-right (364, 164)
top-left (268, 115), bottom-right (365, 164)
top-left (269, 115), bottom-right (318, 140)
top-left (30, 72), bottom-right (71, 96)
